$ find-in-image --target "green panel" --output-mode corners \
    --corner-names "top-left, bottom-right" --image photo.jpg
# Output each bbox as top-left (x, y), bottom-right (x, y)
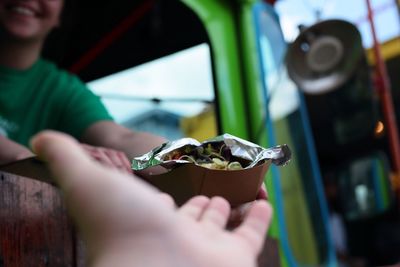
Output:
top-left (236, 0), bottom-right (280, 243)
top-left (376, 157), bottom-right (391, 209)
top-left (264, 167), bottom-right (280, 237)
top-left (274, 117), bottom-right (320, 265)
top-left (236, 1), bottom-right (268, 146)
top-left (181, 0), bottom-right (249, 139)
top-left (182, 0), bottom-right (281, 242)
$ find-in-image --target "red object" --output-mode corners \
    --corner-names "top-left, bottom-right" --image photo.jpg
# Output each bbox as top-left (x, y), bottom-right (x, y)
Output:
top-left (69, 0), bottom-right (155, 74)
top-left (366, 0), bottom-right (400, 201)
top-left (264, 0), bottom-right (277, 5)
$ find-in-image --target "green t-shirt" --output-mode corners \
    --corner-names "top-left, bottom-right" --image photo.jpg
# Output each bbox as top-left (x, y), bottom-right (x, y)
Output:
top-left (0, 58), bottom-right (113, 146)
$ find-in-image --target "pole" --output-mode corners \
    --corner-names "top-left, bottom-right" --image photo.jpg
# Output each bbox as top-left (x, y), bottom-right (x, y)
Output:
top-left (366, 0), bottom-right (400, 203)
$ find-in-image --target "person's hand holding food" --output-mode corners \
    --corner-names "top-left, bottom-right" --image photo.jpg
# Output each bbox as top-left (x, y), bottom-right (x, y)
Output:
top-left (31, 131), bottom-right (273, 267)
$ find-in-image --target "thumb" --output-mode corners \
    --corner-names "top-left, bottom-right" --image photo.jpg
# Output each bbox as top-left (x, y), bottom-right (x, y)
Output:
top-left (30, 130), bottom-right (95, 188)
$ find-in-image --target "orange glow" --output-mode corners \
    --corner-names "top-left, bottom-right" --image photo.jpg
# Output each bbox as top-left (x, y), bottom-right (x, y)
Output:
top-left (374, 121), bottom-right (385, 137)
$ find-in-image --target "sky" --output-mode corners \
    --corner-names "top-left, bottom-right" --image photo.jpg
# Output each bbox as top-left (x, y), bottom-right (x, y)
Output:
top-left (87, 44), bottom-right (214, 123)
top-left (275, 0), bottom-right (400, 47)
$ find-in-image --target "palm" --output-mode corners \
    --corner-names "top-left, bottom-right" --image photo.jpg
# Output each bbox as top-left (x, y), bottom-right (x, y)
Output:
top-left (169, 196), bottom-right (269, 267)
top-left (175, 221), bottom-right (258, 267)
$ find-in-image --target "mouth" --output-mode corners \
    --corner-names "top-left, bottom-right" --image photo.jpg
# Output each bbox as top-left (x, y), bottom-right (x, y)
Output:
top-left (6, 3), bottom-right (39, 18)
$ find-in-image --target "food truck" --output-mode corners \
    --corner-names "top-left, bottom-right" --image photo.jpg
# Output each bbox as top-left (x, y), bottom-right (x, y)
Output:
top-left (1, 0), bottom-right (399, 266)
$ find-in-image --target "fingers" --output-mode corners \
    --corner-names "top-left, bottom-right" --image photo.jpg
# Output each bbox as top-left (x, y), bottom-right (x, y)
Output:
top-left (14, 149), bottom-right (35, 160)
top-left (199, 197), bottom-right (230, 229)
top-left (81, 144), bottom-right (132, 174)
top-left (84, 144), bottom-right (114, 166)
top-left (159, 193), bottom-right (176, 209)
top-left (104, 149), bottom-right (132, 173)
top-left (227, 202), bottom-right (252, 229)
top-left (178, 196), bottom-right (210, 220)
top-left (179, 196), bottom-right (231, 229)
top-left (256, 182), bottom-right (268, 200)
top-left (233, 200), bottom-right (272, 255)
top-left (116, 151), bottom-right (133, 173)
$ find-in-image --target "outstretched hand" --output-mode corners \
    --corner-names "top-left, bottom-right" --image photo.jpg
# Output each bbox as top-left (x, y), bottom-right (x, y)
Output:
top-left (31, 131), bottom-right (273, 267)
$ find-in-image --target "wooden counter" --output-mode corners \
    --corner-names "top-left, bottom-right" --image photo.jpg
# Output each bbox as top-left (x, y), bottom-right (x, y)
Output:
top-left (0, 170), bottom-right (280, 267)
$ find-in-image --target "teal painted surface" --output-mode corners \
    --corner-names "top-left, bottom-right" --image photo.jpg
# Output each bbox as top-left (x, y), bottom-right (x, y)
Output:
top-left (180, 2), bottom-right (339, 266)
top-left (253, 2), bottom-right (337, 266)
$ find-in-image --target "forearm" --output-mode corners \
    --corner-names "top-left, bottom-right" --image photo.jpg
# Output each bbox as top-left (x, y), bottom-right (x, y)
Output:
top-left (107, 130), bottom-right (167, 160)
top-left (81, 121), bottom-right (167, 160)
top-left (0, 136), bottom-right (34, 165)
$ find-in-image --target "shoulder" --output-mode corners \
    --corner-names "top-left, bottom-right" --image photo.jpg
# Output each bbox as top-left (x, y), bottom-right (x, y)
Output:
top-left (38, 58), bottom-right (85, 87)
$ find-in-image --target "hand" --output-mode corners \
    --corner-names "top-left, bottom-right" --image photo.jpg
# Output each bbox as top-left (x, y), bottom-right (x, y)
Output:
top-left (31, 131), bottom-right (273, 267)
top-left (80, 143), bottom-right (132, 174)
top-left (14, 149), bottom-right (35, 161)
top-left (228, 182), bottom-right (269, 229)
top-left (0, 135), bottom-right (34, 165)
top-left (257, 182), bottom-right (268, 200)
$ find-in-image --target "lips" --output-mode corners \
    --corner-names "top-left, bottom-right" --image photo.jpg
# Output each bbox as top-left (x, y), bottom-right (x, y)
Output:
top-left (5, 3), bottom-right (39, 18)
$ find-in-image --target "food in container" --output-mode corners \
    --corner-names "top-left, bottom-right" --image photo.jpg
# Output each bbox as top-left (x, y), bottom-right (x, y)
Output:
top-left (132, 134), bottom-right (291, 207)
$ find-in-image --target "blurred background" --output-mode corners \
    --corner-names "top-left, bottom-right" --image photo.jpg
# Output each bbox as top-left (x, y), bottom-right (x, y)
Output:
top-left (42, 0), bottom-right (400, 266)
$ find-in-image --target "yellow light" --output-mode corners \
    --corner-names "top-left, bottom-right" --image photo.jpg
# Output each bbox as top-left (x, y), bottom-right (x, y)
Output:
top-left (374, 121), bottom-right (385, 137)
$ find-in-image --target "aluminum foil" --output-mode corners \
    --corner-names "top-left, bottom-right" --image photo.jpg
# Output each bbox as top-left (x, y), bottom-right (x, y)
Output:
top-left (132, 133), bottom-right (291, 171)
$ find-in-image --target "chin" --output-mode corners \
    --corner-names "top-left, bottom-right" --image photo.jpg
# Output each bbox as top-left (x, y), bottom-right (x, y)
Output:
top-left (3, 24), bottom-right (41, 41)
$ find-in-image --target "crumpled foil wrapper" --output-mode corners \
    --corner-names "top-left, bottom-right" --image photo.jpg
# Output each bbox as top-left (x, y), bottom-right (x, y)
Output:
top-left (132, 133), bottom-right (291, 171)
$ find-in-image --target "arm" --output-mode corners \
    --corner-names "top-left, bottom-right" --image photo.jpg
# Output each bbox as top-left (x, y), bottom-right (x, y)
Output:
top-left (0, 135), bottom-right (34, 165)
top-left (80, 121), bottom-right (167, 177)
top-left (80, 121), bottom-right (167, 159)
